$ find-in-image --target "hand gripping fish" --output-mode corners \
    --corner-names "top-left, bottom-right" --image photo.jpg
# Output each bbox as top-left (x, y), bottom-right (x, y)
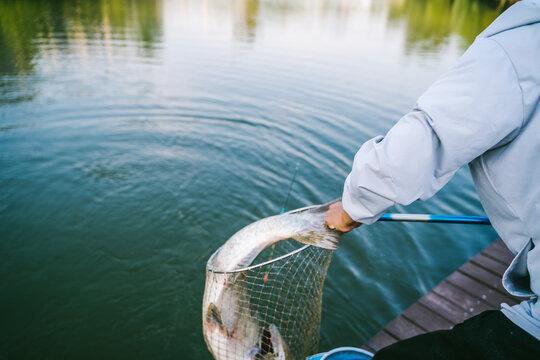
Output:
top-left (203, 199), bottom-right (341, 360)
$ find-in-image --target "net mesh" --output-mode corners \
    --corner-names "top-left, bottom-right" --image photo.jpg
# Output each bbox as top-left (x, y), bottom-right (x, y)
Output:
top-left (203, 238), bottom-right (334, 360)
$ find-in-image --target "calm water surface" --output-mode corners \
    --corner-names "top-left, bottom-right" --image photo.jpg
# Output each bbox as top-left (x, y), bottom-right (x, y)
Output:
top-left (0, 0), bottom-right (505, 358)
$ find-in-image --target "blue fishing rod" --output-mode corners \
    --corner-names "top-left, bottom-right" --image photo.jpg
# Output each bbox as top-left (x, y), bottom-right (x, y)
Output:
top-left (277, 161), bottom-right (490, 225)
top-left (378, 213), bottom-right (491, 225)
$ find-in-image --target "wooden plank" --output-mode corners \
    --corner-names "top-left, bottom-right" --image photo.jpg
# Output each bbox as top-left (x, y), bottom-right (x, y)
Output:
top-left (458, 262), bottom-right (526, 303)
top-left (363, 330), bottom-right (398, 352)
top-left (493, 238), bottom-right (510, 251)
top-left (418, 291), bottom-right (471, 324)
top-left (481, 245), bottom-right (514, 265)
top-left (363, 238), bottom-right (522, 352)
top-left (488, 238), bottom-right (511, 252)
top-left (458, 262), bottom-right (505, 292)
top-left (384, 315), bottom-right (425, 341)
top-left (401, 302), bottom-right (454, 332)
top-left (432, 280), bottom-right (492, 315)
top-left (446, 271), bottom-right (518, 307)
top-left (361, 344), bottom-right (376, 353)
top-left (470, 253), bottom-right (508, 276)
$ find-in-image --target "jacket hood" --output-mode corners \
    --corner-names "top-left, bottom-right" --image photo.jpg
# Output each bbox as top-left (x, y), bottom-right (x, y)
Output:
top-left (479, 0), bottom-right (540, 38)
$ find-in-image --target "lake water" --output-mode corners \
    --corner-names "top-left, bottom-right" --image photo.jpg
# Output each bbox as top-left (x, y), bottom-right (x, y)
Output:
top-left (0, 0), bottom-right (505, 358)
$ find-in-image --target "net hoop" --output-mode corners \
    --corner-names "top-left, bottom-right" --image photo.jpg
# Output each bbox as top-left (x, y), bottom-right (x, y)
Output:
top-left (206, 204), bottom-right (318, 274)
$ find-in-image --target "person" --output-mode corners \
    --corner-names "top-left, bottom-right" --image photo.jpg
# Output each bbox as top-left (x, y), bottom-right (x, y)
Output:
top-left (325, 1), bottom-right (540, 359)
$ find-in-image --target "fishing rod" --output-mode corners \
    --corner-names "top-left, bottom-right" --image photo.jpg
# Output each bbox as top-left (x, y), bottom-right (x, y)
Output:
top-left (263, 162), bottom-right (300, 283)
top-left (277, 166), bottom-right (490, 226)
top-left (280, 162), bottom-right (299, 215)
top-left (378, 213), bottom-right (491, 225)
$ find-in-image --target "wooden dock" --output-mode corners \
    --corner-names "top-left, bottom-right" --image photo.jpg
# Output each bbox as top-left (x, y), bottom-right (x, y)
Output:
top-left (362, 239), bottom-right (526, 353)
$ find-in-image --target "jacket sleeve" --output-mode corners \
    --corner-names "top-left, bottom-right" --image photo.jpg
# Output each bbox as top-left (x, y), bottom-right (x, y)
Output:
top-left (342, 37), bottom-right (524, 224)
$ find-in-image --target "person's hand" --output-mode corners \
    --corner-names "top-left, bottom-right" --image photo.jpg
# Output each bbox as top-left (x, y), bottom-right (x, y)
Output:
top-left (325, 200), bottom-right (362, 233)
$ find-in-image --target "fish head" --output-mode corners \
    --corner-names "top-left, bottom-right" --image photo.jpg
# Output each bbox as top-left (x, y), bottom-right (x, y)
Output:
top-left (203, 270), bottom-right (261, 359)
top-left (203, 300), bottom-right (261, 360)
top-left (203, 302), bottom-right (292, 360)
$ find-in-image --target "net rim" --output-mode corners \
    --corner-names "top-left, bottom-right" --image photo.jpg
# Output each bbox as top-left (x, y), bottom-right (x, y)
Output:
top-left (206, 204), bottom-right (319, 274)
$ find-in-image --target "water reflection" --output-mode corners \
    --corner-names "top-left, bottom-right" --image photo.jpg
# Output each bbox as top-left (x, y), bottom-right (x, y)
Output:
top-left (228, 0), bottom-right (510, 49)
top-left (234, 0), bottom-right (259, 42)
top-left (0, 0), bottom-right (512, 79)
top-left (388, 0), bottom-right (510, 53)
top-left (0, 0), bottom-right (162, 102)
top-left (0, 0), bottom-right (162, 74)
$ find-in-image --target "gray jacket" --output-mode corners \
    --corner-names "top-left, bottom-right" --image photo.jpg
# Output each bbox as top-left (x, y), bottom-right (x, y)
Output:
top-left (342, 0), bottom-right (540, 338)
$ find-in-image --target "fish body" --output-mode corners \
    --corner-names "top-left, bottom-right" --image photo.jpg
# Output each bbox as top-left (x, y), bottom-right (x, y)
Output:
top-left (210, 199), bottom-right (341, 272)
top-left (203, 200), bottom-right (341, 360)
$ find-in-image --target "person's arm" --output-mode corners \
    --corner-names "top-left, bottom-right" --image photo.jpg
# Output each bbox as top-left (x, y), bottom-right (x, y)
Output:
top-left (327, 37), bottom-right (524, 232)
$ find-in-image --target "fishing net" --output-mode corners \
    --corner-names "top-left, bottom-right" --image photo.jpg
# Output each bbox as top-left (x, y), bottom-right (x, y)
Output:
top-left (203, 206), bottom-right (335, 360)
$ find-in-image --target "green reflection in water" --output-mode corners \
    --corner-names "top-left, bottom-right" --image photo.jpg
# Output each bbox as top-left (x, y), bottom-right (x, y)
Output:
top-left (234, 0), bottom-right (260, 42)
top-left (229, 0), bottom-right (514, 51)
top-left (388, 0), bottom-right (515, 52)
top-left (0, 0), bottom-right (162, 103)
top-left (0, 0), bottom-right (162, 76)
top-left (0, 0), bottom-right (518, 78)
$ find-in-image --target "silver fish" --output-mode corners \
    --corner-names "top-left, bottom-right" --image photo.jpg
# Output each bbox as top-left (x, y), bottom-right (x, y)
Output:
top-left (203, 199), bottom-right (341, 360)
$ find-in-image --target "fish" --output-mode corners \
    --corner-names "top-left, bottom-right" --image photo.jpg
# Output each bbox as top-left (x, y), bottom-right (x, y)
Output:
top-left (210, 199), bottom-right (342, 272)
top-left (203, 199), bottom-right (341, 360)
